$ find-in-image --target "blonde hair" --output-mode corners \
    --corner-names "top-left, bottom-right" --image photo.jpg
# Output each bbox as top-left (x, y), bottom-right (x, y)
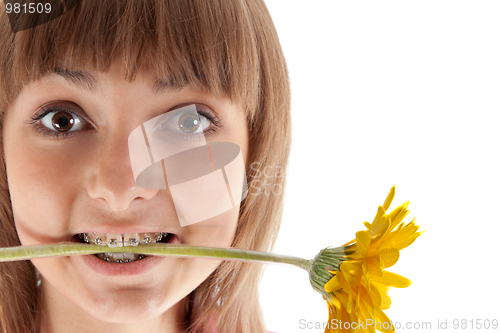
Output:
top-left (0, 0), bottom-right (291, 332)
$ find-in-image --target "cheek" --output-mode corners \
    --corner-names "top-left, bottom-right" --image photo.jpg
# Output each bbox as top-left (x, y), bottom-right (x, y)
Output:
top-left (182, 204), bottom-right (240, 247)
top-left (176, 113), bottom-right (248, 246)
top-left (4, 135), bottom-right (91, 243)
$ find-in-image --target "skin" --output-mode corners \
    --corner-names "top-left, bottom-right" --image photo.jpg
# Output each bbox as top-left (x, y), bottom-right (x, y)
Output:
top-left (2, 59), bottom-right (249, 333)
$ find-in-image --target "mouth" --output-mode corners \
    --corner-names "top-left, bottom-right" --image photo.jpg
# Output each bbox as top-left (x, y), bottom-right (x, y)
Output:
top-left (74, 232), bottom-right (176, 264)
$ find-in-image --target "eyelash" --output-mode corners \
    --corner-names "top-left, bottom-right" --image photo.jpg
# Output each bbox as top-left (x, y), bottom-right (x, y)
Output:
top-left (27, 105), bottom-right (222, 141)
top-left (27, 106), bottom-right (80, 140)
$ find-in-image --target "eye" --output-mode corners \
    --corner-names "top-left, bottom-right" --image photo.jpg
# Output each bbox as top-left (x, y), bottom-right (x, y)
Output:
top-left (170, 111), bottom-right (211, 134)
top-left (27, 102), bottom-right (93, 140)
top-left (155, 104), bottom-right (220, 139)
top-left (39, 109), bottom-right (86, 133)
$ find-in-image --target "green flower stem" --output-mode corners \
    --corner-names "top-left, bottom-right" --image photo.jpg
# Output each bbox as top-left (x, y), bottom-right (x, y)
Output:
top-left (0, 242), bottom-right (313, 271)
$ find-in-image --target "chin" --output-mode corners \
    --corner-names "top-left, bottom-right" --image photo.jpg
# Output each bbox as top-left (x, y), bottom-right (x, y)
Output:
top-left (81, 290), bottom-right (169, 324)
top-left (85, 299), bottom-right (164, 324)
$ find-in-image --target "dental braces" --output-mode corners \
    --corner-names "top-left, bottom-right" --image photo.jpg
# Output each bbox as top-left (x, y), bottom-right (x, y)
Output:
top-left (95, 252), bottom-right (146, 263)
top-left (78, 232), bottom-right (170, 248)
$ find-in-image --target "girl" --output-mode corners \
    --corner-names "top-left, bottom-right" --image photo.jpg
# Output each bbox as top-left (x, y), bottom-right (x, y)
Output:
top-left (0, 0), bottom-right (291, 332)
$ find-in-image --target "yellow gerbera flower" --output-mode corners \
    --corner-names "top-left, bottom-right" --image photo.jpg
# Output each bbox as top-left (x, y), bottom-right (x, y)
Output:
top-left (321, 186), bottom-right (423, 333)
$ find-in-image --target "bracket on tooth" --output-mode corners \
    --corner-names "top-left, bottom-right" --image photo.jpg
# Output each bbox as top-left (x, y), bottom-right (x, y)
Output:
top-left (124, 233), bottom-right (138, 247)
top-left (82, 232), bottom-right (166, 247)
top-left (107, 233), bottom-right (123, 248)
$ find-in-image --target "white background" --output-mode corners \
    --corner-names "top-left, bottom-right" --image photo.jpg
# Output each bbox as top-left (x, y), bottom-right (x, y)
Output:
top-left (259, 1), bottom-right (500, 332)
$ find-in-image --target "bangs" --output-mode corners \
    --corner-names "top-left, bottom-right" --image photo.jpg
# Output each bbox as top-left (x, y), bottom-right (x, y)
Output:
top-left (0, 0), bottom-right (262, 119)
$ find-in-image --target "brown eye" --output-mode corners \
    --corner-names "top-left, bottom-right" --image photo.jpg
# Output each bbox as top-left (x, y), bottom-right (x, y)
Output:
top-left (39, 109), bottom-right (85, 133)
top-left (52, 111), bottom-right (76, 132)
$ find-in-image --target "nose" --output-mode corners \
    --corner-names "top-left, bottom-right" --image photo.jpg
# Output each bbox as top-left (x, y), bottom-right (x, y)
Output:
top-left (86, 130), bottom-right (159, 211)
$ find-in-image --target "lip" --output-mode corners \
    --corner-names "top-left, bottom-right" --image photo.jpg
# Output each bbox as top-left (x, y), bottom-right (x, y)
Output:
top-left (80, 253), bottom-right (165, 276)
top-left (75, 228), bottom-right (179, 234)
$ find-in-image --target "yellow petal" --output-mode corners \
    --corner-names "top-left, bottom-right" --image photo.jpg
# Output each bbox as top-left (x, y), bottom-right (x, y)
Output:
top-left (347, 288), bottom-right (354, 313)
top-left (371, 281), bottom-right (390, 294)
top-left (391, 220), bottom-right (422, 250)
top-left (360, 284), bottom-right (374, 314)
top-left (371, 205), bottom-right (386, 226)
top-left (358, 310), bottom-right (376, 333)
top-left (362, 265), bottom-right (370, 290)
top-left (394, 233), bottom-right (420, 250)
top-left (358, 307), bottom-right (371, 329)
top-left (375, 221), bottom-right (404, 246)
top-left (379, 248), bottom-right (400, 268)
top-left (366, 256), bottom-right (383, 277)
top-left (340, 303), bottom-right (357, 333)
top-left (387, 201), bottom-right (409, 231)
top-left (341, 266), bottom-right (361, 287)
top-left (382, 185), bottom-right (395, 211)
top-left (348, 251), bottom-right (364, 260)
top-left (343, 238), bottom-right (356, 247)
top-left (325, 275), bottom-right (342, 293)
top-left (380, 289), bottom-right (392, 310)
top-left (367, 282), bottom-right (382, 309)
top-left (342, 261), bottom-right (362, 272)
top-left (335, 290), bottom-right (349, 309)
top-left (325, 306), bottom-right (335, 333)
top-left (374, 308), bottom-right (395, 333)
top-left (356, 230), bottom-right (371, 256)
top-left (369, 214), bottom-right (390, 239)
top-left (371, 271), bottom-right (412, 288)
top-left (328, 295), bottom-right (342, 309)
top-left (393, 219), bottom-right (418, 238)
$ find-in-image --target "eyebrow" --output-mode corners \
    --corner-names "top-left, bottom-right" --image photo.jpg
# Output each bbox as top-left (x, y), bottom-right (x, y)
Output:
top-left (53, 69), bottom-right (186, 94)
top-left (54, 68), bottom-right (97, 92)
top-left (152, 77), bottom-right (187, 94)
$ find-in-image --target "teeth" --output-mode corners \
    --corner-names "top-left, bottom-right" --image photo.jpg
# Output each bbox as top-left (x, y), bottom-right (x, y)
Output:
top-left (110, 253), bottom-right (124, 262)
top-left (85, 232), bottom-right (107, 246)
top-left (95, 252), bottom-right (144, 263)
top-left (79, 232), bottom-right (170, 247)
top-left (123, 252), bottom-right (136, 262)
top-left (124, 233), bottom-right (139, 246)
top-left (106, 233), bottom-right (123, 248)
top-left (139, 233), bottom-right (153, 244)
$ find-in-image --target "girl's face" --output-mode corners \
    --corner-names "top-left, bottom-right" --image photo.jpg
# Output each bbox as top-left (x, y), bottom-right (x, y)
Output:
top-left (2, 59), bottom-right (249, 327)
